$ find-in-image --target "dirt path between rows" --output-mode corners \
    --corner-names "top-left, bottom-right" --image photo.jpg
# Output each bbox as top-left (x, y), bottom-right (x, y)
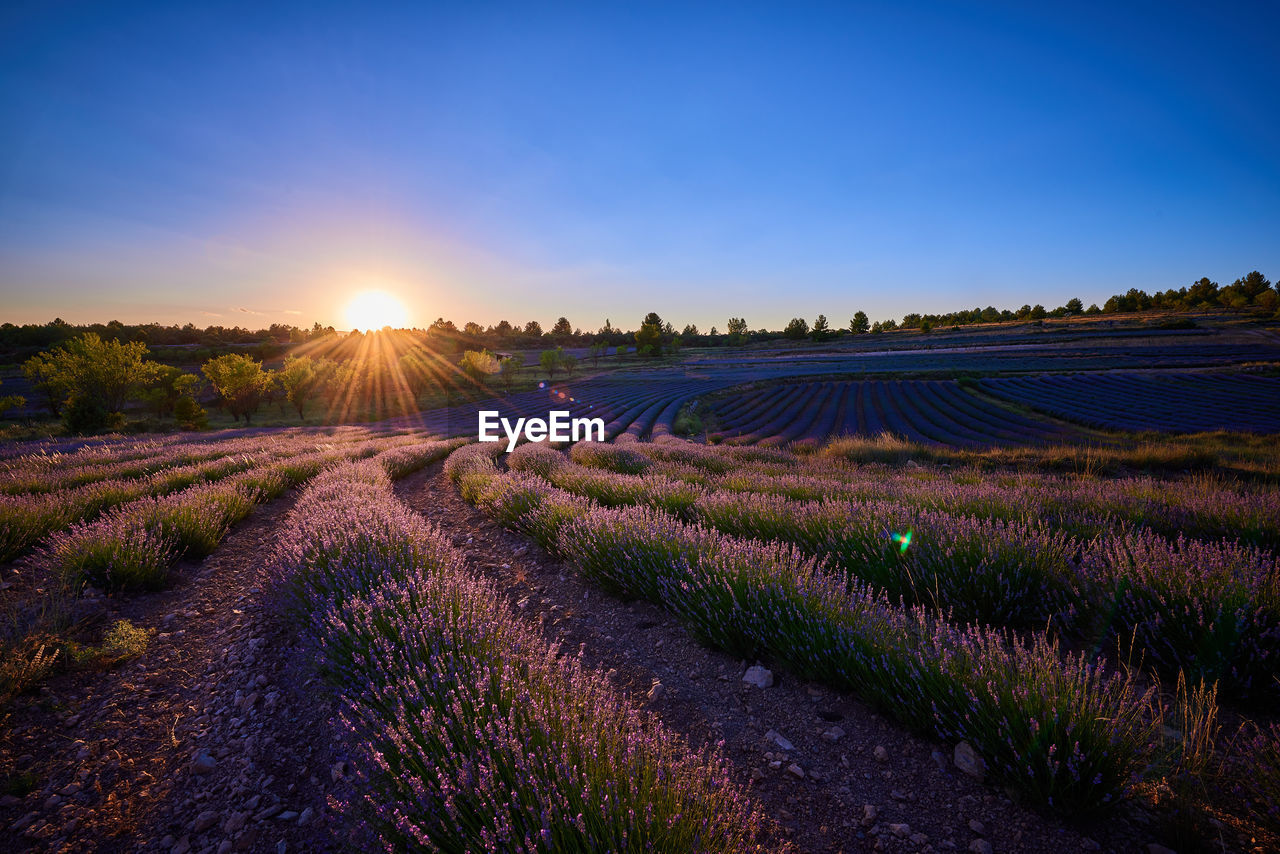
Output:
top-left (393, 467), bottom-right (1164, 854)
top-left (0, 461), bottom-right (1208, 853)
top-left (1, 485), bottom-right (340, 853)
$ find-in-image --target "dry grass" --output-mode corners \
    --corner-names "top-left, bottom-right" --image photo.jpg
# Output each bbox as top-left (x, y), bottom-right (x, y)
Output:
top-left (818, 431), bottom-right (1280, 479)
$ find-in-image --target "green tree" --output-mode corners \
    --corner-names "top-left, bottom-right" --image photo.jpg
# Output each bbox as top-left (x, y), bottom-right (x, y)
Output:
top-left (1187, 278), bottom-right (1220, 306)
top-left (141, 364), bottom-right (189, 418)
top-left (21, 351), bottom-right (71, 417)
top-left (174, 394), bottom-right (208, 430)
top-left (399, 349), bottom-right (442, 406)
top-left (810, 314), bottom-right (830, 341)
top-left (279, 355), bottom-right (321, 420)
top-left (561, 352), bottom-right (579, 376)
top-left (1065, 297), bottom-right (1084, 313)
top-left (849, 311), bottom-right (869, 334)
top-left (540, 348), bottom-right (563, 380)
top-left (550, 317), bottom-right (573, 339)
top-left (202, 354), bottom-right (275, 424)
top-left (1029, 304), bottom-right (1047, 320)
top-left (588, 341), bottom-right (608, 367)
top-left (322, 360), bottom-right (364, 409)
top-left (1236, 271), bottom-right (1271, 301)
top-left (460, 349), bottom-right (499, 385)
top-left (726, 317), bottom-right (749, 342)
top-left (498, 355), bottom-right (524, 393)
top-left (523, 320), bottom-right (544, 337)
top-left (635, 317), bottom-right (663, 356)
top-left (24, 333), bottom-right (159, 430)
top-left (783, 318), bottom-right (808, 340)
top-left (0, 378), bottom-right (24, 418)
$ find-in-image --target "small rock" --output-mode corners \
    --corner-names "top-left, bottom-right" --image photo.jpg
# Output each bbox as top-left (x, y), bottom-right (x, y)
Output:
top-left (873, 745), bottom-right (888, 763)
top-left (1080, 839), bottom-right (1100, 851)
top-left (954, 741), bottom-right (985, 781)
top-left (277, 811), bottom-right (299, 822)
top-left (646, 681), bottom-right (664, 702)
top-left (742, 665), bottom-right (774, 689)
top-left (822, 726), bottom-right (845, 742)
top-left (862, 805), bottom-right (878, 827)
top-left (193, 810), bottom-right (219, 833)
top-left (889, 823), bottom-right (910, 838)
top-left (911, 832), bottom-right (929, 845)
top-left (786, 763), bottom-right (805, 779)
top-left (969, 840), bottom-right (993, 854)
top-left (297, 807), bottom-right (314, 827)
top-left (191, 750), bottom-right (218, 775)
top-left (216, 840), bottom-right (233, 854)
top-left (1146, 846), bottom-right (1176, 854)
top-left (171, 836), bottom-right (191, 854)
top-left (968, 819), bottom-right (985, 835)
top-left (225, 812), bottom-right (247, 833)
top-left (765, 729), bottom-right (795, 751)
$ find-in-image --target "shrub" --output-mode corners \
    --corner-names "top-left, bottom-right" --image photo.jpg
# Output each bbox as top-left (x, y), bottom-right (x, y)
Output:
top-left (174, 395), bottom-right (208, 430)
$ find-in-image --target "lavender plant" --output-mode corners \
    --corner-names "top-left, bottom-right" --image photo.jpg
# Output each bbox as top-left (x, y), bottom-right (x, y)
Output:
top-left (277, 460), bottom-right (776, 852)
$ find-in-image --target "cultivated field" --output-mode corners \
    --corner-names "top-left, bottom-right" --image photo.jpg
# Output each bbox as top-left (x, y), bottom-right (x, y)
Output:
top-left (3, 322), bottom-right (1279, 853)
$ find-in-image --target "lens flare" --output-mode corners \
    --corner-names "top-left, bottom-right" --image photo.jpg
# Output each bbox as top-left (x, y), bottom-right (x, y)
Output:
top-left (891, 530), bottom-right (913, 553)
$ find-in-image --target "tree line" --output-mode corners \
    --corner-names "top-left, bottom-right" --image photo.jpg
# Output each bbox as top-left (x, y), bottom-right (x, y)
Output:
top-left (11, 334), bottom-right (540, 433)
top-left (4, 270), bottom-right (1272, 361)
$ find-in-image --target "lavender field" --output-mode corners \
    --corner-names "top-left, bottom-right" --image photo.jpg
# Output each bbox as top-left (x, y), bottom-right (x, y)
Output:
top-left (5, 2), bottom-right (1280, 849)
top-left (5, 335), bottom-right (1280, 852)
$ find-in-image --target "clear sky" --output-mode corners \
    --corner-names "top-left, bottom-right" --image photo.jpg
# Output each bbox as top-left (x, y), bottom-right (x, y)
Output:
top-left (2, 1), bottom-right (1278, 331)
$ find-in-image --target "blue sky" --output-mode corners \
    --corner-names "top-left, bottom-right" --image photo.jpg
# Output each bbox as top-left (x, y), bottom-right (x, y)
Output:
top-left (2, 1), bottom-right (1277, 331)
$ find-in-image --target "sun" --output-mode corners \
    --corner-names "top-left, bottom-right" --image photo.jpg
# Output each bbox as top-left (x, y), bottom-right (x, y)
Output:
top-left (344, 289), bottom-right (409, 331)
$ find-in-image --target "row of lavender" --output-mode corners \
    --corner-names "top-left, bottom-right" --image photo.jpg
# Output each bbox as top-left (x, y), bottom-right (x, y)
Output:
top-left (274, 453), bottom-right (773, 851)
top-left (447, 443), bottom-right (1280, 825)
top-left (0, 429), bottom-right (436, 564)
top-left (28, 434), bottom-right (462, 591)
top-left (516, 442), bottom-right (1280, 700)
top-left (611, 441), bottom-right (1280, 550)
top-left (446, 444), bottom-right (1159, 812)
top-left (707, 379), bottom-right (1085, 448)
top-left (0, 425), bottom-right (431, 494)
top-left (980, 373), bottom-right (1280, 434)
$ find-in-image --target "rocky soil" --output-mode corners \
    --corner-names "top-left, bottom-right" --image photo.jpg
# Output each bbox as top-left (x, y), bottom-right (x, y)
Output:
top-left (1, 487), bottom-right (338, 853)
top-left (0, 461), bottom-right (1254, 852)
top-left (393, 467), bottom-right (1168, 854)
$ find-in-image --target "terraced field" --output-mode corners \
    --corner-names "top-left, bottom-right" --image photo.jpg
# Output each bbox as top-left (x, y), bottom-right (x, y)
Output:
top-left (704, 379), bottom-right (1085, 448)
top-left (980, 372), bottom-right (1280, 434)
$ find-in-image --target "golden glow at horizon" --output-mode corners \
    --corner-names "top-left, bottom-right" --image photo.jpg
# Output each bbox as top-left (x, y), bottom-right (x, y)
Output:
top-left (344, 289), bottom-right (410, 331)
